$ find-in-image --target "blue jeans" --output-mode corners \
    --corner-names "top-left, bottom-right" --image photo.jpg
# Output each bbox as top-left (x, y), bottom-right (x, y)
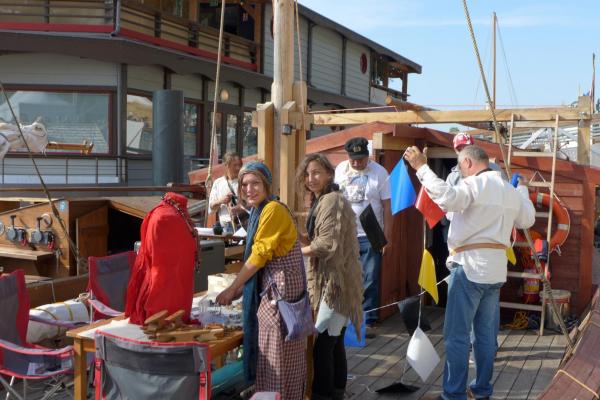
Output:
top-left (442, 264), bottom-right (502, 400)
top-left (358, 236), bottom-right (381, 326)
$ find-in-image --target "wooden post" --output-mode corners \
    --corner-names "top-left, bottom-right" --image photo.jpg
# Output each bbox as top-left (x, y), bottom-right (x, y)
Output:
top-left (271, 0), bottom-right (295, 197)
top-left (578, 95), bottom-right (592, 165)
top-left (256, 102), bottom-right (274, 171)
top-left (492, 12), bottom-right (497, 110)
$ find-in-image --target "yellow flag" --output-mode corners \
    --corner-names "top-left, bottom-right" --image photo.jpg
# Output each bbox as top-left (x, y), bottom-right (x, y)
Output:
top-left (418, 249), bottom-right (439, 304)
top-left (506, 247), bottom-right (517, 265)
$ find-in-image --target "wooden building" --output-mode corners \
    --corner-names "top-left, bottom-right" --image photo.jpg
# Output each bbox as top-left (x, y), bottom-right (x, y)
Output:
top-left (0, 0), bottom-right (420, 190)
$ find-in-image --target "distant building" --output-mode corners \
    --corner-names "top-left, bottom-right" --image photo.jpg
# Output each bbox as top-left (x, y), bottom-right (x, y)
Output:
top-left (0, 0), bottom-right (420, 186)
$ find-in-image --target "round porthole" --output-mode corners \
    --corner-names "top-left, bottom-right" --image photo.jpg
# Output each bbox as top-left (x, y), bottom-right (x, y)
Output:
top-left (360, 53), bottom-right (368, 74)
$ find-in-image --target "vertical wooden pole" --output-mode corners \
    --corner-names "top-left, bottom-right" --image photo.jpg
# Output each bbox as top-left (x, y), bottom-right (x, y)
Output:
top-left (577, 95), bottom-right (592, 165)
top-left (492, 12), bottom-right (497, 110)
top-left (272, 0), bottom-right (295, 197)
top-left (256, 102), bottom-right (274, 171)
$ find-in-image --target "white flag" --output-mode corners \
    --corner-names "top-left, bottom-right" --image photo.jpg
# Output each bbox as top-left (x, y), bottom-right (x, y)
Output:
top-left (407, 326), bottom-right (440, 382)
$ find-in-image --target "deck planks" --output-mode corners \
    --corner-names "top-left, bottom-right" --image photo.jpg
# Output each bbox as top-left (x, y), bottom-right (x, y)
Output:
top-left (345, 306), bottom-right (569, 400)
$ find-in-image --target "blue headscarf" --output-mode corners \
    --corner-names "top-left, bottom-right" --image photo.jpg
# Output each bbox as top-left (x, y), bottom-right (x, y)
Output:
top-left (240, 161), bottom-right (273, 383)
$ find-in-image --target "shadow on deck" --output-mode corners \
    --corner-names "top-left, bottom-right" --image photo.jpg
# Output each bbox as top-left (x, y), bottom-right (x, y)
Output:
top-left (345, 307), bottom-right (567, 400)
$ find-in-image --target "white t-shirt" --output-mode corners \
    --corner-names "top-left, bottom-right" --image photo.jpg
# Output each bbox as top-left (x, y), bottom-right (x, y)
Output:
top-left (334, 160), bottom-right (391, 237)
top-left (417, 165), bottom-right (536, 284)
top-left (208, 176), bottom-right (239, 224)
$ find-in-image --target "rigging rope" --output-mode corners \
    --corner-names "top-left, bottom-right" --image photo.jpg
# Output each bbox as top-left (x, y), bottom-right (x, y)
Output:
top-left (204, 0), bottom-right (227, 224)
top-left (461, 0), bottom-right (574, 350)
top-left (496, 19), bottom-right (519, 107)
top-left (0, 81), bottom-right (85, 273)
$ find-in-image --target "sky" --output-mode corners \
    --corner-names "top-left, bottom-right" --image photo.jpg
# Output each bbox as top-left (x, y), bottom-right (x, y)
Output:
top-left (298, 0), bottom-right (599, 111)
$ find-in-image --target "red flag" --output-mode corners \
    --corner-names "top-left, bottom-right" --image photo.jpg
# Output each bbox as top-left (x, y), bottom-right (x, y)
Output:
top-left (415, 187), bottom-right (445, 229)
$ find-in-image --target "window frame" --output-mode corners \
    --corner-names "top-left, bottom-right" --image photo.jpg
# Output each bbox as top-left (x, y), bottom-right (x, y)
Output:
top-left (1, 85), bottom-right (115, 157)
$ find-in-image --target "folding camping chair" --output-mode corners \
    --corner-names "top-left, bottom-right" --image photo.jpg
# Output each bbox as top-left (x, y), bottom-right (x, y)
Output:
top-left (0, 269), bottom-right (78, 400)
top-left (94, 331), bottom-right (211, 400)
top-left (88, 251), bottom-right (136, 321)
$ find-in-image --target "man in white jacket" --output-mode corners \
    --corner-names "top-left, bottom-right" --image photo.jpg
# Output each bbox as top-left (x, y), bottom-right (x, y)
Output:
top-left (404, 145), bottom-right (535, 400)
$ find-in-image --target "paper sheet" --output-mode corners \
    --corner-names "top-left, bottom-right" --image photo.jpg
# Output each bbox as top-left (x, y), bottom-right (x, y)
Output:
top-left (78, 318), bottom-right (148, 341)
top-left (406, 326), bottom-right (440, 382)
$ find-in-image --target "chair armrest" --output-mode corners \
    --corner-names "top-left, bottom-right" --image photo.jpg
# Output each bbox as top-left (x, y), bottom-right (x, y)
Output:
top-left (89, 298), bottom-right (124, 318)
top-left (0, 338), bottom-right (72, 356)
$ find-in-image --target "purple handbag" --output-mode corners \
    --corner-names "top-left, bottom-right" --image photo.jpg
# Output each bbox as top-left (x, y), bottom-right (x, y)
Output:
top-left (264, 264), bottom-right (315, 341)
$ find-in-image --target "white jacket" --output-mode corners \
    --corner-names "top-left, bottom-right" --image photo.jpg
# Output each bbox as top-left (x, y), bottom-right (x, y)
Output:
top-left (416, 165), bottom-right (536, 283)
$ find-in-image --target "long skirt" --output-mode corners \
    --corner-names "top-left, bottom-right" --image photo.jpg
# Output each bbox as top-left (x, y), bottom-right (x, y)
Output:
top-left (256, 242), bottom-right (307, 400)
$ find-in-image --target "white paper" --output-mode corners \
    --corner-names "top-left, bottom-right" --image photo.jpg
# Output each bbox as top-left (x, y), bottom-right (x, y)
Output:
top-left (406, 326), bottom-right (440, 382)
top-left (195, 227), bottom-right (215, 236)
top-left (78, 318), bottom-right (148, 341)
top-left (234, 227), bottom-right (247, 237)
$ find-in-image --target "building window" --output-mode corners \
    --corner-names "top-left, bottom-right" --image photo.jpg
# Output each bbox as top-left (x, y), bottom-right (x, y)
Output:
top-left (209, 111), bottom-right (223, 158)
top-left (184, 102), bottom-right (200, 156)
top-left (0, 90), bottom-right (111, 154)
top-left (126, 94), bottom-right (153, 155)
top-left (198, 3), bottom-right (255, 41)
top-left (242, 111), bottom-right (256, 157)
top-left (226, 114), bottom-right (238, 154)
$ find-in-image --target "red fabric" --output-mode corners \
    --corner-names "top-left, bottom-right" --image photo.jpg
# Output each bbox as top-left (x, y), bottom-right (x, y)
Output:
top-left (125, 193), bottom-right (197, 325)
top-left (415, 187), bottom-right (445, 229)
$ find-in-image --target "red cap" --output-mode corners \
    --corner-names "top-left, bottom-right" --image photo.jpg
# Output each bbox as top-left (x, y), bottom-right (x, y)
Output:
top-left (452, 133), bottom-right (474, 150)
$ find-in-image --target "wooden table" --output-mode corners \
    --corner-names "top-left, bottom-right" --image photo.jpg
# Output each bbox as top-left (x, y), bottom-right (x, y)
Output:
top-left (66, 318), bottom-right (243, 400)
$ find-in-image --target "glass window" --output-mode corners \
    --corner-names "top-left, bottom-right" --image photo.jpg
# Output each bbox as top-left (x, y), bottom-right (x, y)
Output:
top-left (209, 112), bottom-right (222, 158)
top-left (226, 114), bottom-right (238, 154)
top-left (184, 103), bottom-right (199, 156)
top-left (242, 111), bottom-right (256, 157)
top-left (0, 90), bottom-right (110, 154)
top-left (126, 94), bottom-right (153, 155)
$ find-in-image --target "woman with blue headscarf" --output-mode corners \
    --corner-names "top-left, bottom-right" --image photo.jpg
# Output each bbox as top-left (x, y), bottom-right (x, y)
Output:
top-left (216, 161), bottom-right (307, 400)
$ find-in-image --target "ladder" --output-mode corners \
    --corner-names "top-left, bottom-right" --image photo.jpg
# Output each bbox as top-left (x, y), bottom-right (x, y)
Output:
top-left (500, 113), bottom-right (560, 336)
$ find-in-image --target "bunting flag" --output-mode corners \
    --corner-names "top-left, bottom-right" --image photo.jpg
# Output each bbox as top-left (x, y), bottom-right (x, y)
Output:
top-left (415, 187), bottom-right (445, 229)
top-left (407, 326), bottom-right (440, 382)
top-left (418, 249), bottom-right (439, 304)
top-left (390, 159), bottom-right (416, 215)
top-left (506, 247), bottom-right (517, 265)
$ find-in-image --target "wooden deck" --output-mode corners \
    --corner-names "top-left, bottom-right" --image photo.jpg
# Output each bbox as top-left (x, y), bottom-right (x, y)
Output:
top-left (3, 306), bottom-right (567, 399)
top-left (345, 307), bottom-right (567, 400)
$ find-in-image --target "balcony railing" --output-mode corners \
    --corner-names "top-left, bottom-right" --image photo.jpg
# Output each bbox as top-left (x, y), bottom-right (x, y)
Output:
top-left (0, 0), bottom-right (258, 71)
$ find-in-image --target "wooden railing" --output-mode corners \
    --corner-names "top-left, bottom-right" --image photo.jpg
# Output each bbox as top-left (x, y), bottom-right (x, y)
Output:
top-left (0, 0), bottom-right (258, 71)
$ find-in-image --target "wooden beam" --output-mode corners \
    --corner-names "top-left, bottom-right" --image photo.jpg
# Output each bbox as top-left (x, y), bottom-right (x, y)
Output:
top-left (371, 132), bottom-right (414, 151)
top-left (311, 106), bottom-right (587, 126)
top-left (578, 96), bottom-right (592, 165)
top-left (271, 0), bottom-right (295, 197)
top-left (256, 102), bottom-right (274, 171)
top-left (426, 147), bottom-right (458, 159)
top-left (279, 101), bottom-right (297, 208)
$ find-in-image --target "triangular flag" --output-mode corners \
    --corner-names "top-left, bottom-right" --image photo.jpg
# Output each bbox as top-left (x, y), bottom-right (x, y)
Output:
top-left (390, 159), bottom-right (416, 215)
top-left (506, 247), bottom-right (516, 265)
top-left (415, 187), bottom-right (445, 229)
top-left (418, 249), bottom-right (439, 304)
top-left (406, 326), bottom-right (440, 382)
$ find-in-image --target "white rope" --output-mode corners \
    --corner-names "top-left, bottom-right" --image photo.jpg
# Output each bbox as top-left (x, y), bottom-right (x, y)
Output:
top-left (364, 276), bottom-right (450, 314)
top-left (204, 0), bottom-right (227, 224)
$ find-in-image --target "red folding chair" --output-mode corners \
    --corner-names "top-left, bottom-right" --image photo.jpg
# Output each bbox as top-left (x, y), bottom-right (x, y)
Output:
top-left (94, 331), bottom-right (211, 400)
top-left (88, 251), bottom-right (136, 321)
top-left (0, 269), bottom-right (78, 400)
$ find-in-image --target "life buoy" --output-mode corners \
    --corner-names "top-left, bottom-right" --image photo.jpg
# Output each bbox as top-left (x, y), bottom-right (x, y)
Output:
top-left (530, 192), bottom-right (570, 252)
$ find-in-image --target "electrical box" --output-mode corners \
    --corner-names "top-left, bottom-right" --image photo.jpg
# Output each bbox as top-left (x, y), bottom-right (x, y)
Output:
top-left (195, 239), bottom-right (225, 292)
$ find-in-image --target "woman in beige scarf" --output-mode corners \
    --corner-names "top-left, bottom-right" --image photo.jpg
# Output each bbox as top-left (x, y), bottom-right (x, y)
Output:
top-left (297, 153), bottom-right (364, 400)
